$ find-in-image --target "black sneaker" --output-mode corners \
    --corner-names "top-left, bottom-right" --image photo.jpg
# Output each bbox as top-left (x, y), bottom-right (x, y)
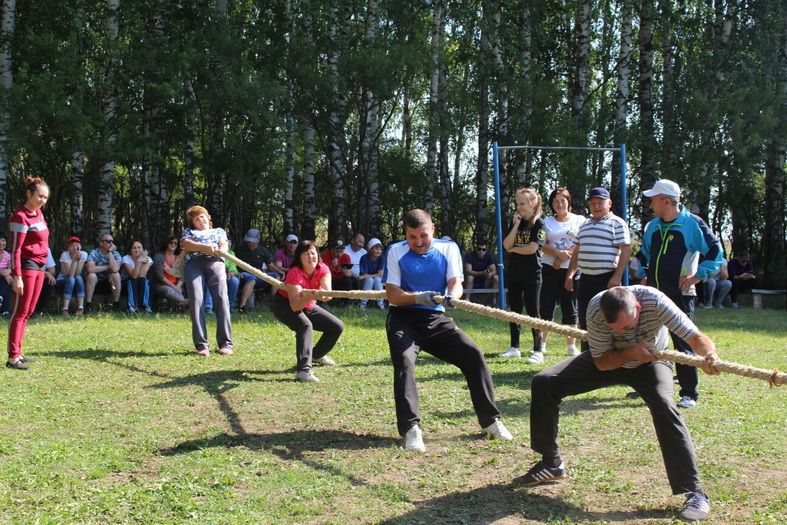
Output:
top-left (513, 460), bottom-right (567, 486)
top-left (6, 360), bottom-right (29, 370)
top-left (237, 305), bottom-right (247, 314)
top-left (679, 491), bottom-right (710, 521)
top-left (84, 303), bottom-right (94, 314)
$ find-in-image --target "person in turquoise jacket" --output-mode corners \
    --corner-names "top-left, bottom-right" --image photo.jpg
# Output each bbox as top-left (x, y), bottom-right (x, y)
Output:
top-left (638, 180), bottom-right (723, 409)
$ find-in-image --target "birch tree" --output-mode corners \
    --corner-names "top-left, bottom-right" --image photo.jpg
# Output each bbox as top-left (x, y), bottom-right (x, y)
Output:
top-left (611, 0), bottom-right (632, 211)
top-left (0, 0), bottom-right (14, 230)
top-left (96, 0), bottom-right (120, 236)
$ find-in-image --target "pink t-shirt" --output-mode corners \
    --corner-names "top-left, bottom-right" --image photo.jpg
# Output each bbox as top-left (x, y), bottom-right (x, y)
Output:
top-left (277, 261), bottom-right (329, 311)
top-left (0, 250), bottom-right (10, 270)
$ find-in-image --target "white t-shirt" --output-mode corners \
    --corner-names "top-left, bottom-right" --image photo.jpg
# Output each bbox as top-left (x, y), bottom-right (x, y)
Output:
top-left (344, 244), bottom-right (367, 277)
top-left (121, 254), bottom-right (153, 279)
top-left (58, 250), bottom-right (88, 278)
top-left (541, 213), bottom-right (586, 268)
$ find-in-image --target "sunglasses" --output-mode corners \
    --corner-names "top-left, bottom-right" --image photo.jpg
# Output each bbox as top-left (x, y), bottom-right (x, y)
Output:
top-left (102, 239), bottom-right (114, 243)
top-left (476, 247), bottom-right (487, 252)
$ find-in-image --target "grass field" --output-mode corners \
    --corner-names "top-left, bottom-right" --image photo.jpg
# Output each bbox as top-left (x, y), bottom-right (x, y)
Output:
top-left (1, 305), bottom-right (785, 524)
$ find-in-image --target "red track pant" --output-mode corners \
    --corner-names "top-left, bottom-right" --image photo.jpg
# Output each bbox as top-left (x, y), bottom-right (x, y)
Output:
top-left (7, 269), bottom-right (45, 360)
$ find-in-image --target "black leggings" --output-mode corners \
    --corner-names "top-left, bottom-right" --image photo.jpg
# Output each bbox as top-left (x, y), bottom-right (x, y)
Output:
top-left (508, 278), bottom-right (541, 349)
top-left (540, 264), bottom-right (577, 326)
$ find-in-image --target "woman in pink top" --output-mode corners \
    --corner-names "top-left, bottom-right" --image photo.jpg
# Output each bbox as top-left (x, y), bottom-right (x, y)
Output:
top-left (271, 240), bottom-right (344, 383)
top-left (6, 176), bottom-right (50, 370)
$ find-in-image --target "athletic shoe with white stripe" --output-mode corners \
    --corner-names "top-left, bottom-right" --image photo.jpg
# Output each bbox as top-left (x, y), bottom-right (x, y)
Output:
top-left (514, 460), bottom-right (567, 486)
top-left (679, 491), bottom-right (710, 521)
top-left (500, 347), bottom-right (521, 358)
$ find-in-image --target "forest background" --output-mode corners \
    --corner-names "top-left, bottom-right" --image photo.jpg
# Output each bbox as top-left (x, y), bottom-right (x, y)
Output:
top-left (0, 0), bottom-right (784, 287)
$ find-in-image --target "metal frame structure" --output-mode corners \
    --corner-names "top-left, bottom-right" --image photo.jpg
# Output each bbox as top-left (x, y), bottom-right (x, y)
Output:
top-left (491, 142), bottom-right (628, 309)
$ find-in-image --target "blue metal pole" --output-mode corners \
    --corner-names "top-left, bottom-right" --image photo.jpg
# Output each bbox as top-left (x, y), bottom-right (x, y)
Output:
top-left (492, 142), bottom-right (506, 309)
top-left (620, 143), bottom-right (629, 285)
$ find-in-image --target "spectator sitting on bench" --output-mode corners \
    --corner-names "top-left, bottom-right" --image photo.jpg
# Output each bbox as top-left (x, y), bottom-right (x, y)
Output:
top-left (463, 241), bottom-right (498, 292)
top-left (34, 248), bottom-right (57, 316)
top-left (270, 234), bottom-right (298, 278)
top-left (728, 250), bottom-right (756, 308)
top-left (359, 237), bottom-right (385, 309)
top-left (56, 236), bottom-right (87, 316)
top-left (85, 233), bottom-right (123, 312)
top-left (321, 239), bottom-right (355, 304)
top-left (0, 234), bottom-right (12, 318)
top-left (702, 258), bottom-right (732, 308)
top-left (235, 228), bottom-right (276, 313)
top-left (152, 234), bottom-right (189, 310)
top-left (121, 239), bottom-right (154, 314)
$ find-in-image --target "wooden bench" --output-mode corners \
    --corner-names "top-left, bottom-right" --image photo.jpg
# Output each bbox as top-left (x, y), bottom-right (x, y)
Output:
top-left (463, 287), bottom-right (507, 306)
top-left (751, 289), bottom-right (786, 309)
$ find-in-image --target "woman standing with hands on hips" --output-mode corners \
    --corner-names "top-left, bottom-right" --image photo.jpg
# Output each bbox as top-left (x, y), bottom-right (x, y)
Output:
top-left (6, 177), bottom-right (50, 370)
top-left (272, 240), bottom-right (344, 383)
top-left (180, 206), bottom-right (233, 357)
top-left (501, 188), bottom-right (545, 361)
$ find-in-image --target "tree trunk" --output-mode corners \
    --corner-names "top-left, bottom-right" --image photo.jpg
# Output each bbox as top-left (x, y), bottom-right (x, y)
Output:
top-left (491, 2), bottom-right (508, 211)
top-left (327, 4), bottom-right (349, 242)
top-left (0, 0), bottom-right (15, 231)
top-left (567, 0), bottom-right (591, 192)
top-left (70, 151), bottom-right (84, 237)
top-left (183, 75), bottom-right (196, 210)
top-left (611, 0), bottom-right (632, 214)
top-left (283, 0), bottom-right (296, 236)
top-left (475, 7), bottom-right (490, 237)
top-left (361, 0), bottom-right (381, 236)
top-left (637, 0), bottom-right (656, 227)
top-left (425, 0), bottom-right (444, 215)
top-left (302, 124), bottom-right (316, 240)
top-left (659, 0), bottom-right (677, 178)
top-left (402, 88), bottom-right (412, 160)
top-left (515, 1), bottom-right (533, 184)
top-left (96, 0), bottom-right (120, 236)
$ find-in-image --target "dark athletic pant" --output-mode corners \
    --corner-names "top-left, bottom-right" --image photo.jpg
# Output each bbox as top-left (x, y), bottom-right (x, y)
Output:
top-left (530, 350), bottom-right (702, 495)
top-left (577, 271), bottom-right (614, 352)
top-left (508, 277), bottom-right (542, 350)
top-left (540, 264), bottom-right (578, 326)
top-left (386, 308), bottom-right (501, 436)
top-left (662, 291), bottom-right (699, 401)
top-left (272, 293), bottom-right (344, 372)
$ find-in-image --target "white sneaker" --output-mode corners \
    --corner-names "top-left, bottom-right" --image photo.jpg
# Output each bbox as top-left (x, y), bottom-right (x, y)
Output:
top-left (567, 346), bottom-right (580, 357)
top-left (539, 344), bottom-right (547, 355)
top-left (404, 424), bottom-right (426, 452)
top-left (526, 351), bottom-right (544, 364)
top-left (731, 302), bottom-right (739, 309)
top-left (295, 370), bottom-right (320, 383)
top-left (500, 347), bottom-right (521, 358)
top-left (483, 419), bottom-right (513, 441)
top-left (676, 396), bottom-right (697, 408)
top-left (315, 355), bottom-right (336, 366)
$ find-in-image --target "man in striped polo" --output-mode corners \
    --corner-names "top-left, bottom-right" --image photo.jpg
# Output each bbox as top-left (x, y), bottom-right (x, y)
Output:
top-left (565, 187), bottom-right (631, 352)
top-left (517, 286), bottom-right (718, 521)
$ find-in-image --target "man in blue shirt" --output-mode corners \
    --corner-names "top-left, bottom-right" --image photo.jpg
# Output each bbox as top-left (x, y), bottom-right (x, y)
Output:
top-left (383, 209), bottom-right (512, 452)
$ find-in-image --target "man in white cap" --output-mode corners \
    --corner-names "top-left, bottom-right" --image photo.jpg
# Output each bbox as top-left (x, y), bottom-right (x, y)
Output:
top-left (638, 179), bottom-right (723, 409)
top-left (271, 234), bottom-right (299, 277)
top-left (358, 237), bottom-right (385, 309)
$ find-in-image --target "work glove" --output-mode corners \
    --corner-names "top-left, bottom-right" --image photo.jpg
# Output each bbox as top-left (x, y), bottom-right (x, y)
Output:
top-left (413, 292), bottom-right (437, 306)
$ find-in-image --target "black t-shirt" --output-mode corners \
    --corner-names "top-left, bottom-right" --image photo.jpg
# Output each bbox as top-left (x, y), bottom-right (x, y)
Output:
top-left (507, 218), bottom-right (545, 282)
top-left (235, 243), bottom-right (272, 270)
top-left (464, 251), bottom-right (494, 272)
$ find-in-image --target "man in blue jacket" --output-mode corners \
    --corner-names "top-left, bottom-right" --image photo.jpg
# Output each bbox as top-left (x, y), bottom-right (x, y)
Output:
top-left (639, 180), bottom-right (723, 408)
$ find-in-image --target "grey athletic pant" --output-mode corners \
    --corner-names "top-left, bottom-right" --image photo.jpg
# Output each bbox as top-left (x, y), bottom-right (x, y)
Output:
top-left (184, 256), bottom-right (232, 351)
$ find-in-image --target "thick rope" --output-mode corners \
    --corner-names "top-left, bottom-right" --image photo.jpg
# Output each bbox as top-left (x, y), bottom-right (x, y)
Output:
top-left (219, 250), bottom-right (784, 386)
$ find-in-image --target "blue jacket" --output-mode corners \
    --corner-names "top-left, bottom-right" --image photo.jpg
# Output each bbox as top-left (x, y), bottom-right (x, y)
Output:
top-left (638, 206), bottom-right (723, 299)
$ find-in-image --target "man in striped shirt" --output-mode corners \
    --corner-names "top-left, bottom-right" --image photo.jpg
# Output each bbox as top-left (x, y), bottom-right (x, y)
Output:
top-left (517, 286), bottom-right (719, 522)
top-left (565, 187), bottom-right (631, 351)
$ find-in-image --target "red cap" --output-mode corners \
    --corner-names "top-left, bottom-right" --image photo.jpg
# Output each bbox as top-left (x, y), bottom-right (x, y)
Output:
top-left (67, 236), bottom-right (81, 245)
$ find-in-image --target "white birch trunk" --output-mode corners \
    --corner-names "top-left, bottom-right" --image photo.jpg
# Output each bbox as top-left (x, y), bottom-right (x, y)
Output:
top-left (612, 0), bottom-right (632, 202)
top-left (302, 124), bottom-right (316, 239)
top-left (516, 2), bottom-right (533, 185)
top-left (475, 10), bottom-right (490, 233)
top-left (327, 4), bottom-right (348, 241)
top-left (96, 0), bottom-right (120, 235)
top-left (283, 0), bottom-right (296, 235)
top-left (183, 75), bottom-right (196, 209)
top-left (71, 151), bottom-right (85, 236)
top-left (362, 0), bottom-right (381, 235)
top-left (425, 0), bottom-right (444, 214)
top-left (0, 0), bottom-right (16, 230)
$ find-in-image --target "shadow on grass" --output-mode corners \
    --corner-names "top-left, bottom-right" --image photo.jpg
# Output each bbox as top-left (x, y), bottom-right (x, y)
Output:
top-left (379, 482), bottom-right (673, 524)
top-left (160, 429), bottom-right (399, 488)
top-left (36, 347), bottom-right (173, 360)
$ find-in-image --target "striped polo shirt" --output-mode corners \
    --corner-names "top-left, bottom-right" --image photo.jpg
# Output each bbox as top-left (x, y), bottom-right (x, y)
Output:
top-left (576, 212), bottom-right (630, 275)
top-left (587, 285), bottom-right (699, 369)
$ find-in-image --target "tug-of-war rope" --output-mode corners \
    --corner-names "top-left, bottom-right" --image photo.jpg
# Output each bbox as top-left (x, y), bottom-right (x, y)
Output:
top-left (220, 250), bottom-right (786, 387)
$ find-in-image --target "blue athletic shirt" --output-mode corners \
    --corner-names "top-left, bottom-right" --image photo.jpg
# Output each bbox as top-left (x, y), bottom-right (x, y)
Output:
top-left (383, 238), bottom-right (463, 312)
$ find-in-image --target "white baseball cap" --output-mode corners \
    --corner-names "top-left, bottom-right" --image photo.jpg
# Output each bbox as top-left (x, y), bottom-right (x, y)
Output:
top-left (367, 237), bottom-right (382, 250)
top-left (643, 179), bottom-right (681, 198)
top-left (285, 234), bottom-right (299, 243)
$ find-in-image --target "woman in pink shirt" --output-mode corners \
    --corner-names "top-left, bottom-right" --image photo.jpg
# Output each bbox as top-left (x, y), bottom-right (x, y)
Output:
top-left (271, 240), bottom-right (344, 383)
top-left (6, 176), bottom-right (50, 370)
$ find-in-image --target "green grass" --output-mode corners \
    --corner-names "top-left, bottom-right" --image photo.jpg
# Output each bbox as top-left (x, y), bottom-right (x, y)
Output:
top-left (1, 306), bottom-right (785, 524)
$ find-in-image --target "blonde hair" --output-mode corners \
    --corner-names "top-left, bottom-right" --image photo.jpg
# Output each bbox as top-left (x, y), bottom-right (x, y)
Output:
top-left (515, 188), bottom-right (543, 225)
top-left (185, 205), bottom-right (212, 228)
